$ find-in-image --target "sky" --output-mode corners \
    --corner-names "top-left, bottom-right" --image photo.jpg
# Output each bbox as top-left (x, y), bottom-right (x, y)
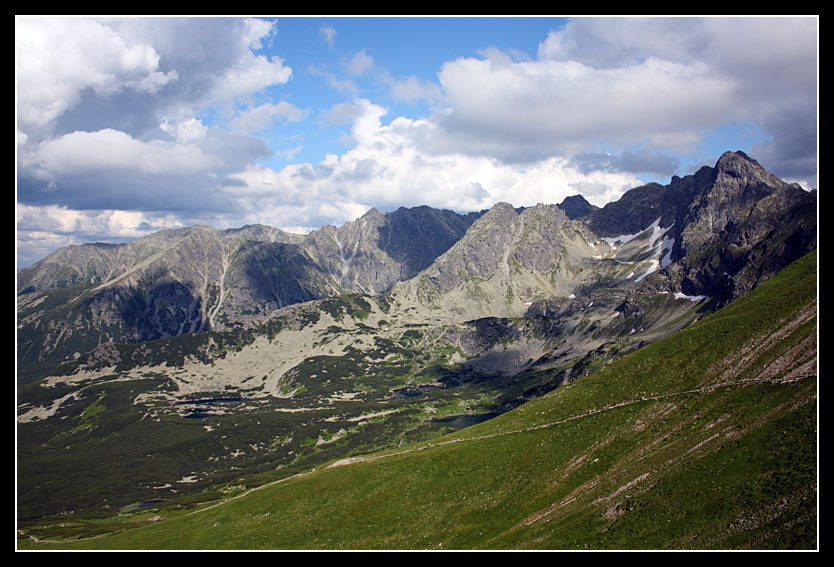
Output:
top-left (15, 15), bottom-right (819, 267)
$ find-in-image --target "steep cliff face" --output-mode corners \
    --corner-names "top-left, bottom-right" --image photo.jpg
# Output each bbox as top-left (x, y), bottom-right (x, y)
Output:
top-left (17, 151), bottom-right (816, 382)
top-left (299, 205), bottom-right (481, 297)
top-left (17, 206), bottom-right (480, 378)
top-left (17, 226), bottom-right (317, 378)
top-left (16, 152), bottom-right (817, 526)
top-left (587, 151), bottom-right (817, 302)
top-left (680, 151), bottom-right (797, 250)
top-left (671, 152), bottom-right (816, 300)
top-left (389, 202), bottom-right (603, 321)
top-left (557, 194), bottom-right (598, 219)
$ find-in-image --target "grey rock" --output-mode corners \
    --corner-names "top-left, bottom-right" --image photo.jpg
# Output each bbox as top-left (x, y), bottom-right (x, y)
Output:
top-left (17, 151), bottom-right (817, 381)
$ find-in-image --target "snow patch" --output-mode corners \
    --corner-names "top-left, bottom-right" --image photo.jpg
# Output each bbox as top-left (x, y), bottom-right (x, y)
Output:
top-left (674, 292), bottom-right (708, 302)
top-left (606, 218), bottom-right (676, 283)
top-left (602, 224), bottom-right (651, 248)
top-left (660, 234), bottom-right (675, 267)
top-left (603, 218), bottom-right (667, 248)
top-left (635, 262), bottom-right (659, 282)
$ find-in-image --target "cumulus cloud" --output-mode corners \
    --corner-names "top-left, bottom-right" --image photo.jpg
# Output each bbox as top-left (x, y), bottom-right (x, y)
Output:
top-left (16, 17), bottom-right (290, 214)
top-left (208, 52), bottom-right (292, 104)
top-left (229, 101), bottom-right (306, 134)
top-left (17, 203), bottom-right (182, 238)
top-left (349, 16), bottom-right (815, 189)
top-left (218, 99), bottom-right (642, 223)
top-left (321, 100), bottom-right (369, 126)
top-left (15, 16), bottom-right (817, 267)
top-left (160, 117), bottom-right (208, 143)
top-left (391, 76), bottom-right (444, 104)
top-left (16, 17), bottom-right (293, 142)
top-left (434, 53), bottom-right (737, 162)
top-left (15, 17), bottom-right (178, 131)
top-left (33, 129), bottom-right (225, 175)
top-left (345, 49), bottom-right (375, 76)
top-left (533, 17), bottom-right (817, 177)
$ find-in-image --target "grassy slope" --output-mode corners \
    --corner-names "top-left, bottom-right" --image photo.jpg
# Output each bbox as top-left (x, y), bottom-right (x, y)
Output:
top-left (19, 252), bottom-right (817, 550)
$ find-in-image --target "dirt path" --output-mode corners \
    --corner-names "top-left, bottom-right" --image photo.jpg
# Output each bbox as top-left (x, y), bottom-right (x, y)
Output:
top-left (20, 372), bottom-right (814, 547)
top-left (329, 373), bottom-right (815, 469)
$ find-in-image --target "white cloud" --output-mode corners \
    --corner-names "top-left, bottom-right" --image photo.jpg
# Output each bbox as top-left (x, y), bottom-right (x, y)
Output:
top-left (17, 203), bottom-right (180, 237)
top-left (537, 17), bottom-right (816, 99)
top-left (319, 24), bottom-right (337, 47)
top-left (345, 49), bottom-right (375, 76)
top-left (229, 101), bottom-right (306, 134)
top-left (398, 16), bottom-right (816, 179)
top-left (34, 129), bottom-right (225, 176)
top-left (219, 99), bottom-right (642, 221)
top-left (537, 17), bottom-right (709, 66)
top-left (391, 76), bottom-right (444, 104)
top-left (435, 51), bottom-right (735, 161)
top-left (242, 17), bottom-right (276, 50)
top-left (16, 17), bottom-right (285, 215)
top-left (533, 16), bottom-right (817, 168)
top-left (208, 52), bottom-right (292, 103)
top-left (321, 100), bottom-right (368, 126)
top-left (15, 16), bottom-right (293, 143)
top-left (160, 117), bottom-right (208, 143)
top-left (15, 17), bottom-right (177, 130)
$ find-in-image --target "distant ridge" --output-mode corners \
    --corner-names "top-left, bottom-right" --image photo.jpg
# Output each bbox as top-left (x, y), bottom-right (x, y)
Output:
top-left (17, 152), bottom-right (817, 542)
top-left (21, 250), bottom-right (816, 550)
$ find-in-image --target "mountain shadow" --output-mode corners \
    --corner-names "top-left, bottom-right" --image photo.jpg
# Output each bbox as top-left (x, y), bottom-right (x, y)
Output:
top-left (376, 206), bottom-right (482, 275)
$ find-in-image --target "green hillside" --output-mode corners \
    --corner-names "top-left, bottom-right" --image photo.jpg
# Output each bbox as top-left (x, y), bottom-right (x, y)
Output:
top-left (18, 251), bottom-right (817, 550)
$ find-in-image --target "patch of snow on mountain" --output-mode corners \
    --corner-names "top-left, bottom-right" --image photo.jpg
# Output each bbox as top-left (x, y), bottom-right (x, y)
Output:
top-left (674, 292), bottom-right (708, 302)
top-left (660, 234), bottom-right (675, 267)
top-left (602, 220), bottom-right (657, 248)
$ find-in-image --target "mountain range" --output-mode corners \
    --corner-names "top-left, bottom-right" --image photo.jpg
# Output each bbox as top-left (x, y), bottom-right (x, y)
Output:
top-left (16, 151), bottom-right (817, 549)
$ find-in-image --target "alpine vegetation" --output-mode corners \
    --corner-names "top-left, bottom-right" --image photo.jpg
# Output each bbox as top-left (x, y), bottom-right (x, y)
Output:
top-left (17, 151), bottom-right (817, 549)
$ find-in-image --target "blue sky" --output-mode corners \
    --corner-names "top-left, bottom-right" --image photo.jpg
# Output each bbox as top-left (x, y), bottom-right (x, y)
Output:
top-left (16, 16), bottom-right (818, 266)
top-left (215, 17), bottom-right (581, 169)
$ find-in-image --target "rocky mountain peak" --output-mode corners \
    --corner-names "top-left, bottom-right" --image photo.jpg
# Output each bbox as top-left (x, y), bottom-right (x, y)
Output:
top-left (712, 150), bottom-right (790, 192)
top-left (358, 206), bottom-right (386, 223)
top-left (17, 151), bottom-right (816, 377)
top-left (558, 194), bottom-right (598, 219)
top-left (715, 149), bottom-right (759, 172)
top-left (481, 201), bottom-right (520, 221)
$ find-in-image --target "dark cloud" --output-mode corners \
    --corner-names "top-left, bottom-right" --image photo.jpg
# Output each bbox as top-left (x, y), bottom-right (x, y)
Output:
top-left (16, 16), bottom-right (817, 268)
top-left (16, 17), bottom-right (285, 216)
top-left (752, 103), bottom-right (818, 186)
top-left (17, 170), bottom-right (240, 214)
top-left (569, 150), bottom-right (681, 178)
top-left (433, 17), bottom-right (816, 180)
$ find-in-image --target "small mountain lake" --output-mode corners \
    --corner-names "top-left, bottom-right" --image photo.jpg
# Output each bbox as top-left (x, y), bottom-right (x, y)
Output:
top-left (175, 395), bottom-right (245, 419)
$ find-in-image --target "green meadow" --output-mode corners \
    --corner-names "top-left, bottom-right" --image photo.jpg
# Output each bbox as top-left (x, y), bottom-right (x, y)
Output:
top-left (18, 252), bottom-right (817, 550)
